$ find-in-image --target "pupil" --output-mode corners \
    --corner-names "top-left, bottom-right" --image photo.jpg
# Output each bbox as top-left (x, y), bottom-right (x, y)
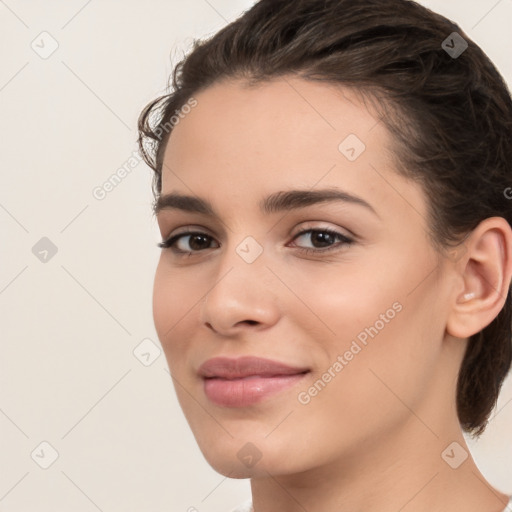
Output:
top-left (313, 232), bottom-right (333, 248)
top-left (190, 234), bottom-right (209, 250)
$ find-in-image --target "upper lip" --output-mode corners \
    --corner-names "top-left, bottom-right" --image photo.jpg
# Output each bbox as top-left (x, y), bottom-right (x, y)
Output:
top-left (198, 356), bottom-right (310, 379)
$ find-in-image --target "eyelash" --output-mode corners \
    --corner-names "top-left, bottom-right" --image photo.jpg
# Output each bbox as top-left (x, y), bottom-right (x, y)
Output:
top-left (157, 227), bottom-right (354, 256)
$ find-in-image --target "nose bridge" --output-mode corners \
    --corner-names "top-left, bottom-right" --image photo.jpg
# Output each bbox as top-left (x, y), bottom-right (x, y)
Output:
top-left (207, 233), bottom-right (268, 300)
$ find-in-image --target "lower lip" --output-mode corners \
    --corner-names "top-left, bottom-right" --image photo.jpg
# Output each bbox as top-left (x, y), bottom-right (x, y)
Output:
top-left (203, 373), bottom-right (309, 407)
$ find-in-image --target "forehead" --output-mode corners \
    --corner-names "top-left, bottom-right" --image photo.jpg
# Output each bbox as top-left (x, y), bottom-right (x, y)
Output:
top-left (164, 76), bottom-right (386, 165)
top-left (162, 77), bottom-right (392, 183)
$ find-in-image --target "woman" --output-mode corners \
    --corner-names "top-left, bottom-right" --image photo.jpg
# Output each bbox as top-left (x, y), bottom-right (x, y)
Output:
top-left (138, 0), bottom-right (512, 510)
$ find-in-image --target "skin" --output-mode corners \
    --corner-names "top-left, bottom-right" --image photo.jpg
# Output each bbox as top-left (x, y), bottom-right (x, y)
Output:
top-left (153, 75), bottom-right (512, 512)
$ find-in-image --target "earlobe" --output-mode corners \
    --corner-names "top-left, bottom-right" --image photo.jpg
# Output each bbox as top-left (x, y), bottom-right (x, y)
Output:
top-left (446, 217), bottom-right (512, 340)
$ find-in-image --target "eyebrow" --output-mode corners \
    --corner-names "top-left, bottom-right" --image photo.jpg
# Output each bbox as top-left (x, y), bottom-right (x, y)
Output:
top-left (153, 188), bottom-right (379, 218)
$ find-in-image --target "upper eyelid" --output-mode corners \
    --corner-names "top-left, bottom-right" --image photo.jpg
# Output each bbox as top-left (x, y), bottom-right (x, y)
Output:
top-left (161, 218), bottom-right (357, 237)
top-left (164, 224), bottom-right (353, 241)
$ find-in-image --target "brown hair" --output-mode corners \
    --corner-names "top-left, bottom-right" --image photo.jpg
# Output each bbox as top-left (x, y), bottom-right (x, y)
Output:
top-left (137, 0), bottom-right (512, 436)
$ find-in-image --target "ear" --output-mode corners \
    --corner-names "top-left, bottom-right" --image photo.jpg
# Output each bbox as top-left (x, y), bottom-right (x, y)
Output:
top-left (446, 216), bottom-right (512, 339)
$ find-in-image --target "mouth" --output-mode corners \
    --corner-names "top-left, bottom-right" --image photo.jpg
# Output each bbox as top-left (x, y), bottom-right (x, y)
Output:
top-left (198, 355), bottom-right (310, 379)
top-left (198, 356), bottom-right (311, 407)
top-left (202, 360), bottom-right (310, 408)
top-left (203, 372), bottom-right (310, 407)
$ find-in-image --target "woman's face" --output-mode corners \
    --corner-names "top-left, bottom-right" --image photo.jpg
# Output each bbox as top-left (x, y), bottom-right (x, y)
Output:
top-left (153, 77), bottom-right (462, 477)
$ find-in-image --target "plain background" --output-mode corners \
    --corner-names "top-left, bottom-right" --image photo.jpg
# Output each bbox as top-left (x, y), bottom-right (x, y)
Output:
top-left (0, 1), bottom-right (511, 511)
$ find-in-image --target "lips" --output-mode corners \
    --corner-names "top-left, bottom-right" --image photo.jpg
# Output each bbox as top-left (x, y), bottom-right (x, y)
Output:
top-left (198, 356), bottom-right (310, 379)
top-left (198, 356), bottom-right (310, 407)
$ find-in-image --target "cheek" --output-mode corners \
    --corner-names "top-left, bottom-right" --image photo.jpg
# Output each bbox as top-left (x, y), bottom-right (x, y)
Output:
top-left (289, 263), bottom-right (401, 350)
top-left (152, 261), bottom-right (195, 366)
top-left (296, 262), bottom-right (440, 411)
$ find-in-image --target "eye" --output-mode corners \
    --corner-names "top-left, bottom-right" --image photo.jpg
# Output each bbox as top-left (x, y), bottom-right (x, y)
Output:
top-left (289, 227), bottom-right (354, 254)
top-left (157, 231), bottom-right (218, 254)
top-left (157, 227), bottom-right (354, 256)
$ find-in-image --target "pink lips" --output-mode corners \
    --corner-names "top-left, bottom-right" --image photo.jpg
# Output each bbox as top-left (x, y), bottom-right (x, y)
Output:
top-left (198, 356), bottom-right (310, 407)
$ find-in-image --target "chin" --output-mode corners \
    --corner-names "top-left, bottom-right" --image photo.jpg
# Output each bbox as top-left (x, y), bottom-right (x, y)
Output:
top-left (196, 436), bottom-right (307, 479)
top-left (198, 446), bottom-right (264, 478)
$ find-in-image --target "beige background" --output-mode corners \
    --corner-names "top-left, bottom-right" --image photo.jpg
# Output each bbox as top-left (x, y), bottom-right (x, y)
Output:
top-left (0, 1), bottom-right (511, 511)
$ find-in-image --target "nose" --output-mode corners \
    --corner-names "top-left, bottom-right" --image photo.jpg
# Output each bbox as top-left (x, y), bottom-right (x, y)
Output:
top-left (201, 254), bottom-right (281, 336)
